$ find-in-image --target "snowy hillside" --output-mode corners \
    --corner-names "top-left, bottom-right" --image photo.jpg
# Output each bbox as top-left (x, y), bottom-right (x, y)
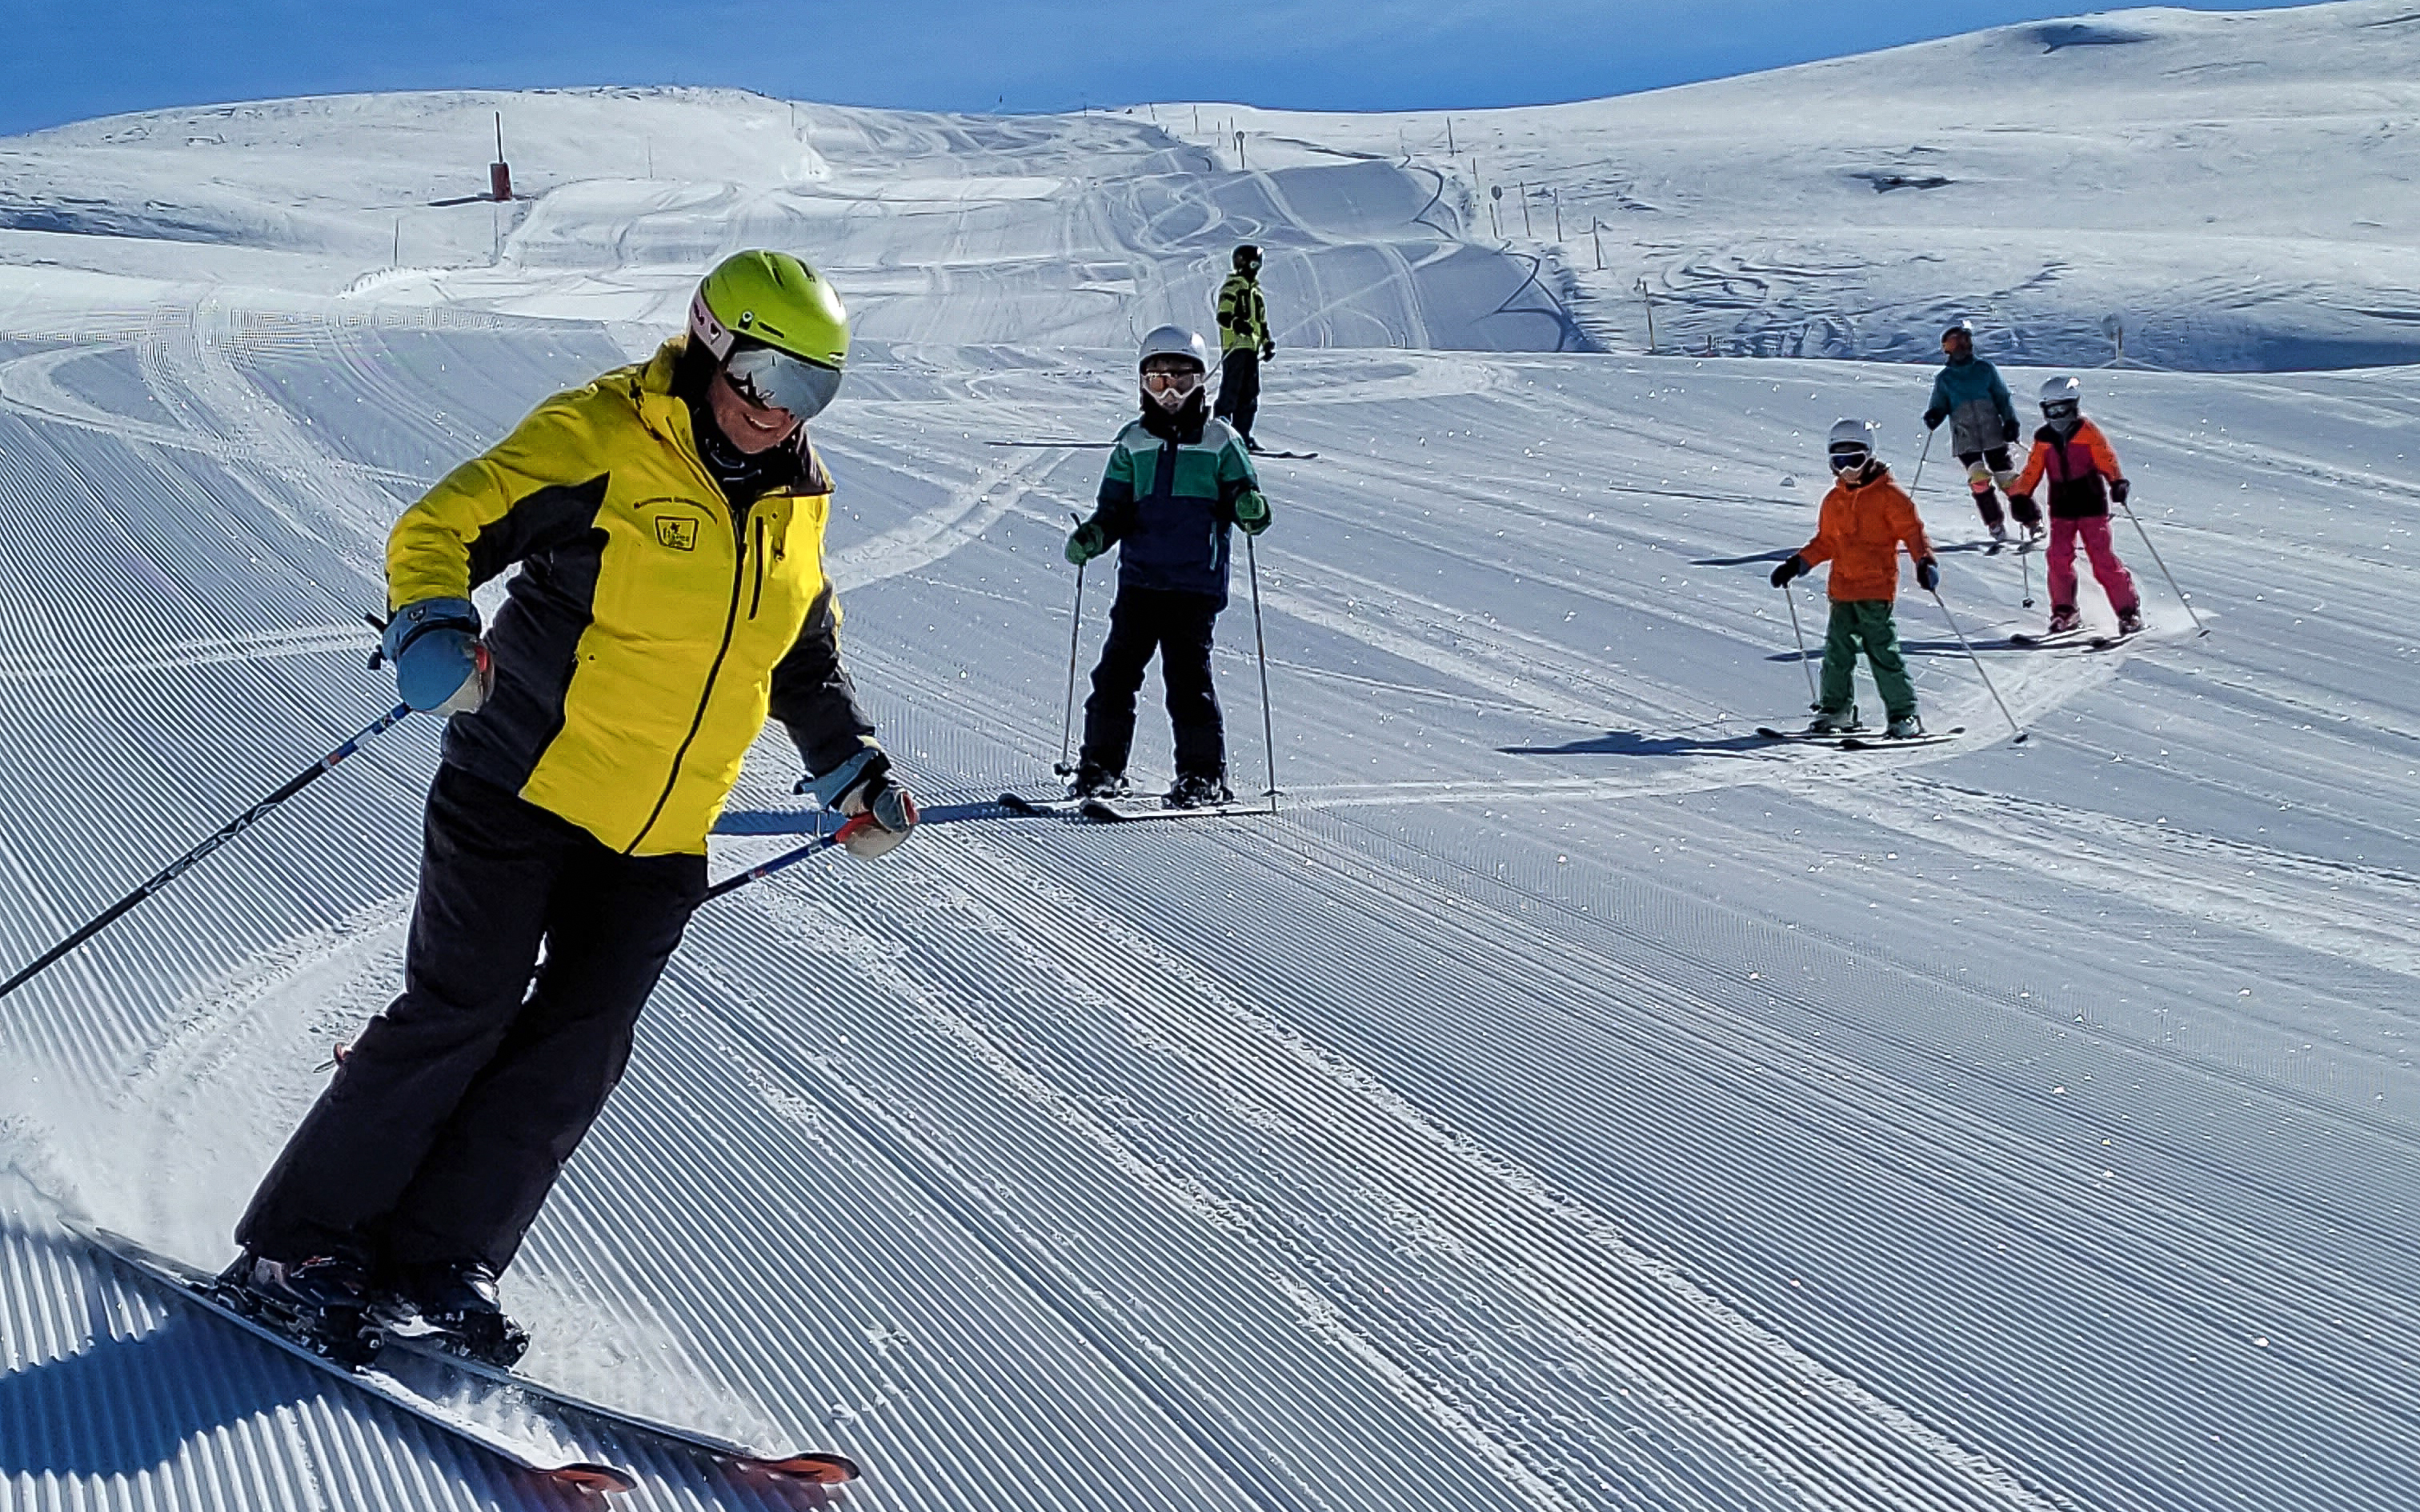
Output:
top-left (4, 4), bottom-right (2420, 1512)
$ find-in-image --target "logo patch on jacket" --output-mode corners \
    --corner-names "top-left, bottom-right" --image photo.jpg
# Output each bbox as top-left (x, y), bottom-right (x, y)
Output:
top-left (655, 518), bottom-right (698, 551)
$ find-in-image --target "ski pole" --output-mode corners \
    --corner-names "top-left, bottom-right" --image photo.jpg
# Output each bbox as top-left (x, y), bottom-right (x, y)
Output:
top-left (2021, 539), bottom-right (2035, 609)
top-left (1909, 427), bottom-right (1934, 499)
top-left (1928, 590), bottom-right (2026, 744)
top-left (705, 831), bottom-right (843, 900)
top-left (2118, 495), bottom-right (2208, 636)
top-left (1781, 582), bottom-right (1819, 710)
top-left (1246, 534), bottom-right (1279, 809)
top-left (0, 702), bottom-right (413, 1002)
top-left (1055, 513), bottom-right (1088, 775)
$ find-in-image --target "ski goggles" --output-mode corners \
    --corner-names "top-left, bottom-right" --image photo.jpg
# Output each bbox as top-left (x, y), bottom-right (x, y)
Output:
top-left (1141, 368), bottom-right (1204, 395)
top-left (1827, 444), bottom-right (1873, 472)
top-left (723, 342), bottom-right (844, 420)
top-left (2041, 398), bottom-right (2080, 423)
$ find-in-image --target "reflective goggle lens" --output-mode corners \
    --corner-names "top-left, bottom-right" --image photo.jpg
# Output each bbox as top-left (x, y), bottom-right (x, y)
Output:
top-left (1829, 446), bottom-right (1870, 471)
top-left (1142, 369), bottom-right (1202, 394)
top-left (724, 344), bottom-right (843, 420)
top-left (2042, 399), bottom-right (2078, 421)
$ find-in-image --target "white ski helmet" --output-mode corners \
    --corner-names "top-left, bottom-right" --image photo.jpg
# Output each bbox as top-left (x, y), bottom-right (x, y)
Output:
top-left (1137, 325), bottom-right (1209, 373)
top-left (2040, 375), bottom-right (2083, 432)
top-left (1827, 418), bottom-right (1878, 471)
top-left (1941, 317), bottom-right (1975, 345)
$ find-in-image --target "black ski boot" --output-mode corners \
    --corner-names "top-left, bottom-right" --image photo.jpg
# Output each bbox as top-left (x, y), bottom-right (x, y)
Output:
top-left (1164, 770), bottom-right (1235, 809)
top-left (218, 1250), bottom-right (381, 1366)
top-left (1070, 764), bottom-right (1128, 800)
top-left (395, 1259), bottom-right (530, 1369)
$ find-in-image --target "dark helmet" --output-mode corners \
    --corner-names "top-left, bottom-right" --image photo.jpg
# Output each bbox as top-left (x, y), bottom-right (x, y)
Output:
top-left (1233, 243), bottom-right (1263, 272)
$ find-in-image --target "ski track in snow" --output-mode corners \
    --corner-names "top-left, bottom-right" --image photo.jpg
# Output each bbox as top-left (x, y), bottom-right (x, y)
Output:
top-left (6, 16), bottom-right (2420, 1510)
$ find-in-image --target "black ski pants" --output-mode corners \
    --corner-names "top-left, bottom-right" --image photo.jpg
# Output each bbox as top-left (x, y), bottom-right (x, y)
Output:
top-left (237, 762), bottom-right (704, 1274)
top-left (1213, 350), bottom-right (1260, 442)
top-left (1080, 586), bottom-right (1225, 780)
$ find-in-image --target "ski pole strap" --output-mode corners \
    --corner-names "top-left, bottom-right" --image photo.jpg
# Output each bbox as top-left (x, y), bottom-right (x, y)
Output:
top-left (0, 702), bottom-right (412, 1002)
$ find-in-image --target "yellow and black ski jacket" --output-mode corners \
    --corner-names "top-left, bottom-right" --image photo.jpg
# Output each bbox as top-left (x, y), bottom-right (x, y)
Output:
top-left (1216, 271), bottom-right (1269, 354)
top-left (387, 337), bottom-right (876, 857)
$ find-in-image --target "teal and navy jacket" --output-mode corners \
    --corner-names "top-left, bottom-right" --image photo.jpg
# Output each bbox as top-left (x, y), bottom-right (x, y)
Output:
top-left (1925, 356), bottom-right (2019, 456)
top-left (1088, 406), bottom-right (1262, 605)
top-left (1216, 271), bottom-right (1270, 355)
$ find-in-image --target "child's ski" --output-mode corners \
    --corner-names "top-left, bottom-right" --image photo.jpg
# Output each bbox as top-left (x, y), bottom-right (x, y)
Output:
top-left (1248, 450), bottom-right (1318, 460)
top-left (2005, 629), bottom-right (2091, 650)
top-left (998, 791), bottom-right (1083, 817)
top-left (382, 1332), bottom-right (858, 1486)
top-left (66, 1219), bottom-right (637, 1494)
top-left (1080, 796), bottom-right (1275, 822)
top-left (2085, 631), bottom-right (2139, 652)
top-left (1756, 725), bottom-right (1965, 749)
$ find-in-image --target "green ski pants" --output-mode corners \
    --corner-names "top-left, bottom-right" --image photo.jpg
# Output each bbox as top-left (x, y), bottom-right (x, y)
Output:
top-left (1820, 599), bottom-right (1917, 721)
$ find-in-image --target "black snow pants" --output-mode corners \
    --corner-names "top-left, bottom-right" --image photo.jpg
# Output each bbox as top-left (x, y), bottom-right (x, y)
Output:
top-left (236, 762), bottom-right (705, 1274)
top-left (1079, 586), bottom-right (1225, 780)
top-left (1212, 350), bottom-right (1260, 443)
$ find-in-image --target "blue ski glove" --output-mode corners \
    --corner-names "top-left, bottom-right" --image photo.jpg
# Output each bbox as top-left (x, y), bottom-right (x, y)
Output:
top-left (1065, 518), bottom-right (1109, 566)
top-left (1769, 554), bottom-right (1809, 589)
top-left (1231, 490), bottom-right (1271, 537)
top-left (2109, 478), bottom-right (2130, 506)
top-left (380, 597), bottom-right (489, 714)
top-left (797, 748), bottom-right (920, 858)
top-left (1917, 558), bottom-right (1941, 593)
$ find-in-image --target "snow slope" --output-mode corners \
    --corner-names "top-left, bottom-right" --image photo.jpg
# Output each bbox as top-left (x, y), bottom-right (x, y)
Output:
top-left (4, 5), bottom-right (2420, 1511)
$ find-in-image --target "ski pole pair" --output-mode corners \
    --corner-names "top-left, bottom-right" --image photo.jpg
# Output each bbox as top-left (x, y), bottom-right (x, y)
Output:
top-left (1776, 580), bottom-right (2026, 744)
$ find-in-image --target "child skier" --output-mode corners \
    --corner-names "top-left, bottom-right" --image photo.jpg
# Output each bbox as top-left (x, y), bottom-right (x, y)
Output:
top-left (2006, 375), bottom-right (2142, 638)
top-left (1213, 243), bottom-right (1275, 451)
top-left (1064, 325), bottom-right (1271, 806)
top-left (1770, 419), bottom-right (1941, 738)
top-left (1921, 318), bottom-right (2041, 543)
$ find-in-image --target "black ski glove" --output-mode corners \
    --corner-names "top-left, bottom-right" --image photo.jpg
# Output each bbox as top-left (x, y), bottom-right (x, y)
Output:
top-left (1917, 558), bottom-right (1940, 593)
top-left (2002, 416), bottom-right (2021, 443)
top-left (2009, 490), bottom-right (2037, 515)
top-left (1259, 340), bottom-right (1276, 362)
top-left (2109, 478), bottom-right (2130, 505)
top-left (1922, 409), bottom-right (1945, 431)
top-left (1769, 554), bottom-right (1809, 588)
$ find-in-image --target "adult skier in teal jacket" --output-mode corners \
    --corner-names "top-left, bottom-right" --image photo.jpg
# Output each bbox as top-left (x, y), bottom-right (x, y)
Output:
top-left (1921, 319), bottom-right (2039, 542)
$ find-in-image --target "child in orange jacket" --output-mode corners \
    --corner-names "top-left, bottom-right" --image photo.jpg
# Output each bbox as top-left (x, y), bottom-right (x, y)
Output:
top-left (1770, 419), bottom-right (1940, 738)
top-left (2007, 375), bottom-right (2141, 638)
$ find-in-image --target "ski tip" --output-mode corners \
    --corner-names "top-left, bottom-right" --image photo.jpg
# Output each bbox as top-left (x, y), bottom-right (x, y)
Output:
top-left (754, 1452), bottom-right (862, 1484)
top-left (547, 1463), bottom-right (638, 1495)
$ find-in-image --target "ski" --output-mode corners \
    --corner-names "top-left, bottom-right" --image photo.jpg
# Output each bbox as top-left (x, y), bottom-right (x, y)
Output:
top-left (2005, 630), bottom-right (2091, 650)
top-left (66, 1219), bottom-right (637, 1495)
top-left (998, 790), bottom-right (1083, 817)
top-left (1080, 795), bottom-right (1276, 822)
top-left (1248, 450), bottom-right (1318, 460)
top-left (1755, 725), bottom-right (1965, 749)
top-left (2085, 631), bottom-right (2139, 652)
top-left (382, 1332), bottom-right (859, 1486)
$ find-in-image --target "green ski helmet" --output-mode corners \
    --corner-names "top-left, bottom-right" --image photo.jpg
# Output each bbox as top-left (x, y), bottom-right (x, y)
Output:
top-left (687, 250), bottom-right (849, 418)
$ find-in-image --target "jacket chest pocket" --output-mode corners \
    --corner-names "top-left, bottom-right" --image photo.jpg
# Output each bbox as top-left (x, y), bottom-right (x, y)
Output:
top-left (613, 499), bottom-right (734, 640)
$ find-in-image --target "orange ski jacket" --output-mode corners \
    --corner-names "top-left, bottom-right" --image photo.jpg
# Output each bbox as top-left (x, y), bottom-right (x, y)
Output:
top-left (1799, 464), bottom-right (1935, 602)
top-left (2009, 418), bottom-right (2124, 519)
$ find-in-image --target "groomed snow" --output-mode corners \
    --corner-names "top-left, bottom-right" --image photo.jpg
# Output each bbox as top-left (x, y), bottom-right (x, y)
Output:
top-left (2, 5), bottom-right (2418, 1511)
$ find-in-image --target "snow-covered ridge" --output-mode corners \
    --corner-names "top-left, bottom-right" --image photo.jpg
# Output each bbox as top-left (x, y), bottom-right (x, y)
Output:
top-left (2, 2), bottom-right (2418, 368)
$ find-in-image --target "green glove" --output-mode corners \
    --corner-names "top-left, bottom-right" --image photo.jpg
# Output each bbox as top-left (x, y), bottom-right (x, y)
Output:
top-left (1230, 490), bottom-right (1271, 536)
top-left (1064, 519), bottom-right (1108, 566)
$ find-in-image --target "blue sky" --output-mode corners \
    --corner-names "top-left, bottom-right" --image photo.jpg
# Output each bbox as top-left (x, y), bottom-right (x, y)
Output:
top-left (3, 1), bottom-right (2317, 136)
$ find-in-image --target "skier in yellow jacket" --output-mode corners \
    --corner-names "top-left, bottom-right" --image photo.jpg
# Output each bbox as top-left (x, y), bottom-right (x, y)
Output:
top-left (1212, 243), bottom-right (1275, 450)
top-left (230, 251), bottom-right (918, 1366)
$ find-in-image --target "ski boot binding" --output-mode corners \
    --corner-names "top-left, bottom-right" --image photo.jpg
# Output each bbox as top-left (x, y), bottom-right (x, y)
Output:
top-left (1164, 771), bottom-right (1235, 809)
top-left (1805, 706), bottom-right (1861, 735)
top-left (1069, 764), bottom-right (1128, 800)
top-left (218, 1250), bottom-right (382, 1368)
top-left (393, 1259), bottom-right (531, 1369)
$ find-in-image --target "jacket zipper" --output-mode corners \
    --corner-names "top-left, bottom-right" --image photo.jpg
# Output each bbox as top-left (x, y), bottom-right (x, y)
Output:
top-left (750, 518), bottom-right (766, 618)
top-left (627, 503), bottom-right (750, 854)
